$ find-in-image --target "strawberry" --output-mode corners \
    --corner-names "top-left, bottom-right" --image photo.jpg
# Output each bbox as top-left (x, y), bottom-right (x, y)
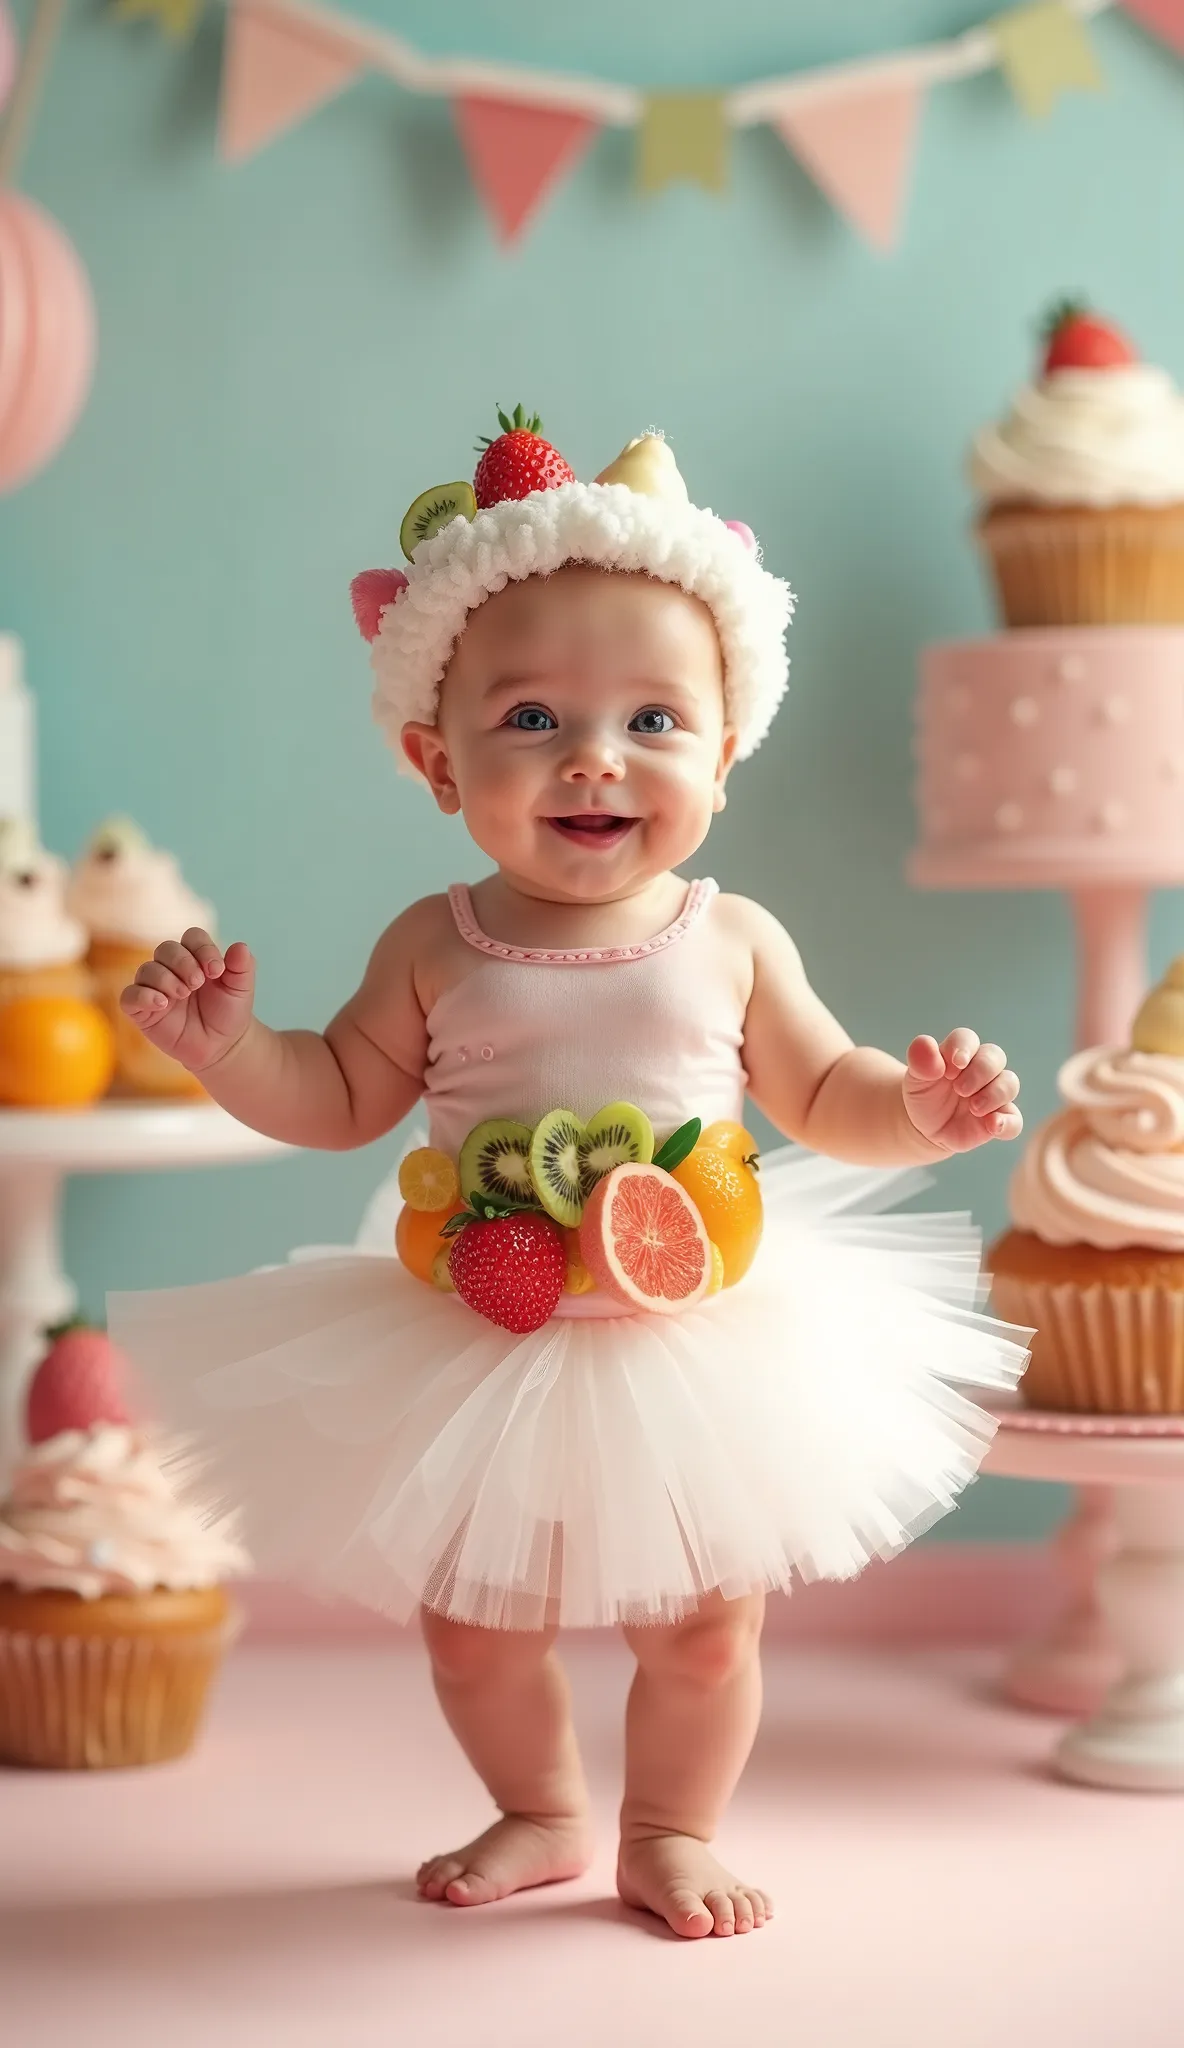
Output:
top-left (1041, 300), bottom-right (1136, 375)
top-left (473, 404), bottom-right (576, 510)
top-left (444, 1196), bottom-right (566, 1333)
top-left (26, 1319), bottom-right (132, 1445)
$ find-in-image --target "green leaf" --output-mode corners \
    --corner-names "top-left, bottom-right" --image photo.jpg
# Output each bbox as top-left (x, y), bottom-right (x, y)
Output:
top-left (652, 1117), bottom-right (701, 1173)
top-left (440, 1213), bottom-right (471, 1238)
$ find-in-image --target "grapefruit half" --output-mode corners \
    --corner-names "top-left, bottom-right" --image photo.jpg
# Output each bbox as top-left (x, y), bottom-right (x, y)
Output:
top-left (579, 1162), bottom-right (712, 1314)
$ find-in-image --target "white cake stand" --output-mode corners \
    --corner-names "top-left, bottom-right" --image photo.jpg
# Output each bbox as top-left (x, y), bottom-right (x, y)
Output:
top-left (985, 1405), bottom-right (1184, 1791)
top-left (0, 1102), bottom-right (287, 1472)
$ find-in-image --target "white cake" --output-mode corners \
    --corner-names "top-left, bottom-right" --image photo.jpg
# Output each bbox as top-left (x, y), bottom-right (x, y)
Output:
top-left (0, 636), bottom-right (36, 831)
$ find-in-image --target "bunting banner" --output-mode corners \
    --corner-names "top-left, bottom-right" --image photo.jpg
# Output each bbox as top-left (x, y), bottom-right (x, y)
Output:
top-left (775, 81), bottom-right (922, 254)
top-left (453, 97), bottom-right (599, 245)
top-left (0, 0), bottom-right (18, 111)
top-left (993, 1), bottom-right (1105, 116)
top-left (1121, 0), bottom-right (1184, 55)
top-left (637, 94), bottom-right (729, 195)
top-left (100, 0), bottom-right (1184, 255)
top-left (218, 0), bottom-right (364, 164)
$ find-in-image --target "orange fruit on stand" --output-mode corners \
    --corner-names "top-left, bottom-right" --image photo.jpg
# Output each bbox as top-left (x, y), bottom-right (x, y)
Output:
top-left (0, 996), bottom-right (115, 1108)
top-left (670, 1131), bottom-right (763, 1287)
top-left (396, 1196), bottom-right (467, 1284)
top-left (398, 1147), bottom-right (460, 1214)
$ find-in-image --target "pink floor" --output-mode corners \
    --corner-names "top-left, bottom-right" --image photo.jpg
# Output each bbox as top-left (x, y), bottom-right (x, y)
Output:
top-left (3, 1639), bottom-right (1183, 2047)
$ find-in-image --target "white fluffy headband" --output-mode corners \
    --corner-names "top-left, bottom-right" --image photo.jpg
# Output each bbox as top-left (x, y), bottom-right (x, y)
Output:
top-left (351, 427), bottom-right (794, 776)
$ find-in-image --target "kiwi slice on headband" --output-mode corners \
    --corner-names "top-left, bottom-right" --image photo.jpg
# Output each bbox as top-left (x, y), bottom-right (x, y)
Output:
top-left (579, 1102), bottom-right (654, 1198)
top-left (530, 1110), bottom-right (586, 1229)
top-left (459, 1119), bottom-right (538, 1207)
top-left (399, 481), bottom-right (478, 562)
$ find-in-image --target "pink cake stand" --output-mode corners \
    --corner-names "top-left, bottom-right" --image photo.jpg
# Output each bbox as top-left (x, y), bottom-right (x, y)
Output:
top-left (985, 1406), bottom-right (1184, 1791)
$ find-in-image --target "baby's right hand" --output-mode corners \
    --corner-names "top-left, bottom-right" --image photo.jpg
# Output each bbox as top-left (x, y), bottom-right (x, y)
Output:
top-left (119, 927), bottom-right (256, 1074)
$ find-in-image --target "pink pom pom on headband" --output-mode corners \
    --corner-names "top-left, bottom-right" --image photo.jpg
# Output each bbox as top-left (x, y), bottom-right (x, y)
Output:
top-left (351, 410), bottom-right (792, 772)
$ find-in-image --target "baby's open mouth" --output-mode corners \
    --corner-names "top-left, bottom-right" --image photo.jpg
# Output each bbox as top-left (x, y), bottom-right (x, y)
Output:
top-left (548, 814), bottom-right (638, 848)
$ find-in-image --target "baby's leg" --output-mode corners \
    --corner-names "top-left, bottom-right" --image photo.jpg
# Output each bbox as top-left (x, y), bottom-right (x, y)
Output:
top-left (417, 1607), bottom-right (593, 1907)
top-left (617, 1590), bottom-right (771, 1940)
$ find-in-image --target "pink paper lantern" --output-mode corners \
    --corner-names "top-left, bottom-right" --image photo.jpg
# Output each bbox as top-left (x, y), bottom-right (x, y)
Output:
top-left (0, 189), bottom-right (96, 495)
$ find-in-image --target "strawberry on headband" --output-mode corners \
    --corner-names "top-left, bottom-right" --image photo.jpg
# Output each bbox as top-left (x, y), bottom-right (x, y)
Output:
top-left (351, 407), bottom-right (794, 777)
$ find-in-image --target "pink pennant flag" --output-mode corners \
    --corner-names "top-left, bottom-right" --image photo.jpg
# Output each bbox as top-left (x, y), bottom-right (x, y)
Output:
top-left (1122, 0), bottom-right (1184, 56)
top-left (775, 79), bottom-right (922, 254)
top-left (454, 95), bottom-right (599, 245)
top-left (219, 1), bottom-right (365, 164)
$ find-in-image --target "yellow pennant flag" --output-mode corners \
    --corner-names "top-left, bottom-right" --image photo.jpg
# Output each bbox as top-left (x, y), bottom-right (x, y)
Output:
top-left (113, 0), bottom-right (203, 37)
top-left (993, 2), bottom-right (1103, 119)
top-left (637, 93), bottom-right (728, 195)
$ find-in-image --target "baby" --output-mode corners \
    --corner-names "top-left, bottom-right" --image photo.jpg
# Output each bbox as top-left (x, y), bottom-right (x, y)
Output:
top-left (112, 421), bottom-right (1025, 1940)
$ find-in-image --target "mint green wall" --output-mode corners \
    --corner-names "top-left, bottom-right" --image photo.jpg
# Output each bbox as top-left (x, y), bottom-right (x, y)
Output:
top-left (6, 2), bottom-right (1183, 1538)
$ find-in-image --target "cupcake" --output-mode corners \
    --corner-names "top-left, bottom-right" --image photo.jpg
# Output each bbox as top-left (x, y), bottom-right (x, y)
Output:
top-left (968, 302), bottom-right (1184, 627)
top-left (0, 817), bottom-right (91, 1008)
top-left (67, 817), bottom-right (213, 1098)
top-left (989, 960), bottom-right (1184, 1413)
top-left (0, 1321), bottom-right (247, 1768)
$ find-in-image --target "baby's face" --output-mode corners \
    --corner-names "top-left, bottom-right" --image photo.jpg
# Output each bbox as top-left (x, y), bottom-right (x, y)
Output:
top-left (402, 567), bottom-right (735, 902)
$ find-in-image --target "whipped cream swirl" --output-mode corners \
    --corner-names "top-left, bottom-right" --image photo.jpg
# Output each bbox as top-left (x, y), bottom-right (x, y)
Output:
top-left (969, 366), bottom-right (1184, 508)
top-left (1010, 1047), bottom-right (1184, 1251)
top-left (0, 1426), bottom-right (248, 1598)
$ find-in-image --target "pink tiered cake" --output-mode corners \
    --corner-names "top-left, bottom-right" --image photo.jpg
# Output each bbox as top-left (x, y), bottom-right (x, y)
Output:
top-left (911, 627), bottom-right (1184, 891)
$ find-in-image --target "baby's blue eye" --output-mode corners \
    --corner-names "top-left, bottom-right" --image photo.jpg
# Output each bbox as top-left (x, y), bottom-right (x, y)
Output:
top-left (629, 708), bottom-right (676, 735)
top-left (508, 705), bottom-right (557, 732)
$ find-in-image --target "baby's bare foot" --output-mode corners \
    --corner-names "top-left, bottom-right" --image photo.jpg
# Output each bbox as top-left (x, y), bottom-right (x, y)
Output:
top-left (617, 1833), bottom-right (773, 1940)
top-left (417, 1812), bottom-right (593, 1907)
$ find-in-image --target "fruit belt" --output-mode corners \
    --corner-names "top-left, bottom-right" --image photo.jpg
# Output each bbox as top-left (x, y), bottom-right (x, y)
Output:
top-left (394, 1106), bottom-right (764, 1335)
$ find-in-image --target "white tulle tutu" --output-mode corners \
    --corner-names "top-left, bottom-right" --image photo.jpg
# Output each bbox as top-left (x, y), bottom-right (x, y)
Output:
top-left (107, 1145), bottom-right (1028, 1631)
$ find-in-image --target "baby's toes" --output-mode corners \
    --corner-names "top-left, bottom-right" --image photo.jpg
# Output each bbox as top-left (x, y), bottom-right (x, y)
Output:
top-left (444, 1870), bottom-right (498, 1905)
top-left (667, 1888), bottom-right (714, 1938)
top-left (417, 1855), bottom-right (464, 1900)
top-left (736, 1885), bottom-right (772, 1932)
top-left (705, 1888), bottom-right (736, 1936)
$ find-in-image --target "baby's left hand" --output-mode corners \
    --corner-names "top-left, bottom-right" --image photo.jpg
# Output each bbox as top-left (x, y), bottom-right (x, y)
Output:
top-left (903, 1029), bottom-right (1022, 1154)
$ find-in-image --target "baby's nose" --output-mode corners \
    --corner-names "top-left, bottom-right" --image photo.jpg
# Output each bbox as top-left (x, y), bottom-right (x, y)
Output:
top-left (559, 730), bottom-right (626, 780)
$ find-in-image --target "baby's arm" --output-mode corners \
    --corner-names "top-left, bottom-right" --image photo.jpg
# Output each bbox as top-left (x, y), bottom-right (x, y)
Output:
top-left (726, 898), bottom-right (1021, 1167)
top-left (118, 900), bottom-right (441, 1151)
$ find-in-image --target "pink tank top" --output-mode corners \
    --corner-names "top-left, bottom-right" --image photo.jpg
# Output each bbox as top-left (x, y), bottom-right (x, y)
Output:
top-left (423, 877), bottom-right (748, 1161)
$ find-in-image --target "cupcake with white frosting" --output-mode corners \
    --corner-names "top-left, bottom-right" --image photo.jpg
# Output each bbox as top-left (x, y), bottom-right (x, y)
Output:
top-left (989, 959), bottom-right (1184, 1412)
top-left (67, 816), bottom-right (213, 1098)
top-left (0, 1320), bottom-right (247, 1768)
top-left (0, 817), bottom-right (91, 1008)
top-left (968, 302), bottom-right (1184, 626)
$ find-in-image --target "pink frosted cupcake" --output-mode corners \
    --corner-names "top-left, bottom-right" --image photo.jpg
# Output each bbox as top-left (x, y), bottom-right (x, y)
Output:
top-left (0, 1323), bottom-right (247, 1768)
top-left (67, 817), bottom-right (213, 1098)
top-left (0, 817), bottom-right (91, 1008)
top-left (989, 963), bottom-right (1184, 1412)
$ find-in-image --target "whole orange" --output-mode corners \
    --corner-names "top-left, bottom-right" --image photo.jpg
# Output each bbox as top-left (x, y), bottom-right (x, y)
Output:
top-left (670, 1136), bottom-right (763, 1286)
top-left (396, 1197), bottom-right (467, 1284)
top-left (701, 1121), bottom-right (761, 1168)
top-left (0, 996), bottom-right (115, 1108)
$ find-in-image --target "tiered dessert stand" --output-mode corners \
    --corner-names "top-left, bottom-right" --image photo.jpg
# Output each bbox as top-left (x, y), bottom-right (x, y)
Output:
top-left (0, 1102), bottom-right (287, 1479)
top-left (912, 624), bottom-right (1184, 1785)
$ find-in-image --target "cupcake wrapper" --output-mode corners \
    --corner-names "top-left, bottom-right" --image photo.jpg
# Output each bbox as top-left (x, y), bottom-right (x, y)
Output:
top-left (0, 1608), bottom-right (239, 1769)
top-left (991, 1274), bottom-right (1184, 1414)
top-left (978, 510), bottom-right (1184, 627)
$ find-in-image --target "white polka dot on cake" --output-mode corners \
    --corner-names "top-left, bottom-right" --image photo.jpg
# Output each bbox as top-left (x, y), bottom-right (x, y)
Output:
top-left (1047, 766), bottom-right (1077, 797)
top-left (945, 685), bottom-right (971, 716)
top-left (1100, 695), bottom-right (1131, 724)
top-left (1055, 654), bottom-right (1087, 683)
top-left (954, 753), bottom-right (980, 781)
top-left (1096, 800), bottom-right (1128, 832)
top-left (994, 802), bottom-right (1023, 833)
top-left (1009, 697), bottom-right (1039, 727)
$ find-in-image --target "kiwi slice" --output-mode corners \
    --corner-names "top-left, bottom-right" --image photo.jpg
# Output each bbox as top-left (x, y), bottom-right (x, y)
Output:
top-left (399, 482), bottom-right (477, 561)
top-left (459, 1119), bottom-right (538, 1207)
top-left (530, 1110), bottom-right (586, 1228)
top-left (580, 1101), bottom-right (654, 1198)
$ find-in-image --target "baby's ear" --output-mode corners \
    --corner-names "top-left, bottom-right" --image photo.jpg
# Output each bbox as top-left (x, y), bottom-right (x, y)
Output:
top-left (350, 568), bottom-right (408, 642)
